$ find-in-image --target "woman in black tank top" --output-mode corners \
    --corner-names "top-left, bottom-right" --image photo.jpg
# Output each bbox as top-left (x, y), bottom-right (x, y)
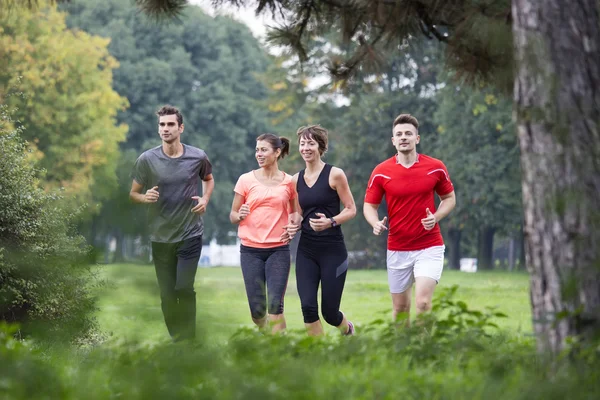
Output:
top-left (288, 125), bottom-right (358, 336)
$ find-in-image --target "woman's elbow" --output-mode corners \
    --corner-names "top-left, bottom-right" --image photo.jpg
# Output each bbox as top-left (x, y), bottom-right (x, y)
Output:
top-left (229, 213), bottom-right (237, 225)
top-left (348, 205), bottom-right (357, 219)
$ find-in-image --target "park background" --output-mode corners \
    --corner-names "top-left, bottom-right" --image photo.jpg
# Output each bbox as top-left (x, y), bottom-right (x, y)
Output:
top-left (1, 1), bottom-right (598, 399)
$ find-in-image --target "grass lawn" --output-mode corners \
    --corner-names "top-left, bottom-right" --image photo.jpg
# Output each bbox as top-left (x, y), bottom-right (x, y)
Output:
top-left (94, 264), bottom-right (532, 343)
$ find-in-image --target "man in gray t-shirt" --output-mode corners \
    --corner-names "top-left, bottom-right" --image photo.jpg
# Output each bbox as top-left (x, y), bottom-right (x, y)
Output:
top-left (130, 105), bottom-right (214, 341)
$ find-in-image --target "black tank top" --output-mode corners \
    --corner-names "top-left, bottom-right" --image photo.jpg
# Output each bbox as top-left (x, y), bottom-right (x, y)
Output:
top-left (297, 163), bottom-right (343, 240)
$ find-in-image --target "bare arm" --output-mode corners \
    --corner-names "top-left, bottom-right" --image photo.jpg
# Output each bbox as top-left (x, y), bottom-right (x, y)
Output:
top-left (421, 191), bottom-right (456, 230)
top-left (283, 174), bottom-right (303, 239)
top-left (289, 173), bottom-right (302, 224)
top-left (191, 173), bottom-right (215, 215)
top-left (434, 190), bottom-right (456, 222)
top-left (364, 202), bottom-right (388, 235)
top-left (229, 192), bottom-right (249, 225)
top-left (129, 180), bottom-right (158, 204)
top-left (308, 168), bottom-right (357, 231)
top-left (363, 202), bottom-right (381, 227)
top-left (201, 174), bottom-right (215, 203)
top-left (332, 168), bottom-right (356, 224)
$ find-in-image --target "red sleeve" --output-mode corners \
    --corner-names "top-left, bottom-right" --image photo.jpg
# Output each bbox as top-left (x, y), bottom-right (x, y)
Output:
top-left (433, 162), bottom-right (454, 196)
top-left (364, 166), bottom-right (387, 204)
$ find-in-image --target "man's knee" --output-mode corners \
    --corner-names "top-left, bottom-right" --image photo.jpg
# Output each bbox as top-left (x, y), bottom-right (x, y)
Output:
top-left (393, 302), bottom-right (410, 314)
top-left (175, 287), bottom-right (196, 300)
top-left (160, 290), bottom-right (177, 303)
top-left (415, 296), bottom-right (432, 312)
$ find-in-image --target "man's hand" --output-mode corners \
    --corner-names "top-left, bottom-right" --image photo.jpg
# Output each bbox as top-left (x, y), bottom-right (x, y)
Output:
top-left (145, 186), bottom-right (159, 203)
top-left (421, 208), bottom-right (437, 230)
top-left (372, 216), bottom-right (388, 235)
top-left (191, 196), bottom-right (208, 215)
top-left (309, 213), bottom-right (332, 232)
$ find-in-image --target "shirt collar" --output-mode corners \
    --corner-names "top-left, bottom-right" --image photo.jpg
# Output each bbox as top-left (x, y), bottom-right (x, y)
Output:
top-left (396, 153), bottom-right (420, 164)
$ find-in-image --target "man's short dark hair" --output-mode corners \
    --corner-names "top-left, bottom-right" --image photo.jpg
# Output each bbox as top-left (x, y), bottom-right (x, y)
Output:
top-left (156, 105), bottom-right (183, 126)
top-left (393, 114), bottom-right (419, 131)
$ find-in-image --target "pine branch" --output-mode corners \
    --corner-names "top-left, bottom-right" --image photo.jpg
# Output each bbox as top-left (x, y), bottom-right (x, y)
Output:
top-left (134, 0), bottom-right (188, 20)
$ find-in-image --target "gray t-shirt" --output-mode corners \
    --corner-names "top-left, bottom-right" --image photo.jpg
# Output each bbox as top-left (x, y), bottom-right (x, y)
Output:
top-left (132, 144), bottom-right (213, 243)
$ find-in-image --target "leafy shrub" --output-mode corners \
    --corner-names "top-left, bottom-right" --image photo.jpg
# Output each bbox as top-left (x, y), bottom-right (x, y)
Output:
top-left (0, 322), bottom-right (66, 399)
top-left (0, 103), bottom-right (98, 343)
top-left (1, 289), bottom-right (599, 399)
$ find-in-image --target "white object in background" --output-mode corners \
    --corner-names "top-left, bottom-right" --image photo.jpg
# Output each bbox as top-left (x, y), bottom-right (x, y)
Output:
top-left (460, 258), bottom-right (478, 273)
top-left (199, 238), bottom-right (241, 267)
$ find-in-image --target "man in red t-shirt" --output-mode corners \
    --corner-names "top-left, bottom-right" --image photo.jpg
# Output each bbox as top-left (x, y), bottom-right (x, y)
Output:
top-left (363, 113), bottom-right (456, 324)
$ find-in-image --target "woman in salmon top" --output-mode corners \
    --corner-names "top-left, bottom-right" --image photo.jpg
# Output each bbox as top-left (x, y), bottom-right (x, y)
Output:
top-left (230, 133), bottom-right (299, 333)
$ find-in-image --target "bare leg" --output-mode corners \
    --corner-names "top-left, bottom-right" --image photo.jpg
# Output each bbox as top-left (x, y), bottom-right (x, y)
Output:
top-left (414, 277), bottom-right (437, 315)
top-left (305, 320), bottom-right (325, 336)
top-left (337, 314), bottom-right (349, 334)
top-left (391, 288), bottom-right (412, 326)
top-left (268, 313), bottom-right (286, 334)
top-left (252, 316), bottom-right (268, 330)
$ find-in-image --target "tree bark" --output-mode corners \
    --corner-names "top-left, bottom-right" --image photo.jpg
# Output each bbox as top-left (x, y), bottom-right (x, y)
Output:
top-left (508, 236), bottom-right (516, 272)
top-left (113, 229), bottom-right (124, 263)
top-left (447, 228), bottom-right (462, 270)
top-left (477, 226), bottom-right (496, 270)
top-left (513, 0), bottom-right (600, 353)
top-left (518, 228), bottom-right (526, 271)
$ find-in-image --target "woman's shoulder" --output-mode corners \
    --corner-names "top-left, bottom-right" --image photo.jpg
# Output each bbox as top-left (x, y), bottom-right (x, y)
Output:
top-left (329, 165), bottom-right (347, 179)
top-left (236, 171), bottom-right (256, 186)
top-left (283, 171), bottom-right (301, 183)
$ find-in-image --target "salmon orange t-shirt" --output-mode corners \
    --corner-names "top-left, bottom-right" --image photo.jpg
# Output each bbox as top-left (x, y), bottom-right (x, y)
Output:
top-left (233, 171), bottom-right (296, 248)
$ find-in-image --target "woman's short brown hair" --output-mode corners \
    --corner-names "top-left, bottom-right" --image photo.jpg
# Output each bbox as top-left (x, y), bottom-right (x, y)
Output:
top-left (296, 125), bottom-right (328, 156)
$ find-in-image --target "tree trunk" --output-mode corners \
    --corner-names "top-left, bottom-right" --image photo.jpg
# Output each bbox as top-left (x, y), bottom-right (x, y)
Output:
top-left (446, 228), bottom-right (462, 270)
top-left (113, 229), bottom-right (124, 263)
top-left (513, 0), bottom-right (600, 353)
top-left (477, 226), bottom-right (495, 270)
top-left (508, 236), bottom-right (516, 272)
top-left (518, 228), bottom-right (526, 271)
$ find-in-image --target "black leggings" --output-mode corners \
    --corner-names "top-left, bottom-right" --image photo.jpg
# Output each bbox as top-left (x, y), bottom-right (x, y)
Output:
top-left (151, 235), bottom-right (202, 340)
top-left (240, 244), bottom-right (290, 320)
top-left (295, 235), bottom-right (348, 326)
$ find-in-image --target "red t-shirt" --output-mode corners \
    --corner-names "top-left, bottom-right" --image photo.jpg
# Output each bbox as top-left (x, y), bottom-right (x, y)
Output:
top-left (364, 154), bottom-right (454, 251)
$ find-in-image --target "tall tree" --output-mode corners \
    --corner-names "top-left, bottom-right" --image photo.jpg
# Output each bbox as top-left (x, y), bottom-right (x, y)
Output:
top-left (0, 3), bottom-right (128, 213)
top-left (28, 0), bottom-right (600, 352)
top-left (512, 0), bottom-right (600, 353)
top-left (433, 83), bottom-right (522, 270)
top-left (62, 0), bottom-right (275, 244)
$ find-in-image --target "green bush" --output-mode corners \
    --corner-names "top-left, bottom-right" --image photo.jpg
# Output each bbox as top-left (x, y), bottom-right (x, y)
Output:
top-left (0, 289), bottom-right (598, 400)
top-left (0, 104), bottom-right (98, 343)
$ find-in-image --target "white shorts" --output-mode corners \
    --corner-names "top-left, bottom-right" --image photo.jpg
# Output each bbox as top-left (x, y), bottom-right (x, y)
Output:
top-left (386, 245), bottom-right (445, 294)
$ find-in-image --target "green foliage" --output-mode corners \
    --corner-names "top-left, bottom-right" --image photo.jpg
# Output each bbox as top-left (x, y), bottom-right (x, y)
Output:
top-left (432, 78), bottom-right (522, 266)
top-left (324, 42), bottom-right (444, 268)
top-left (0, 106), bottom-right (98, 342)
top-left (62, 0), bottom-right (275, 243)
top-left (1, 289), bottom-right (599, 399)
top-left (0, 322), bottom-right (67, 399)
top-left (433, 81), bottom-right (521, 236)
top-left (0, 2), bottom-right (128, 215)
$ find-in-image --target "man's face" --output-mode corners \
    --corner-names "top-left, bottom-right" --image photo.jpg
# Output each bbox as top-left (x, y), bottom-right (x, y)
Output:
top-left (158, 114), bottom-right (183, 144)
top-left (392, 123), bottom-right (419, 154)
